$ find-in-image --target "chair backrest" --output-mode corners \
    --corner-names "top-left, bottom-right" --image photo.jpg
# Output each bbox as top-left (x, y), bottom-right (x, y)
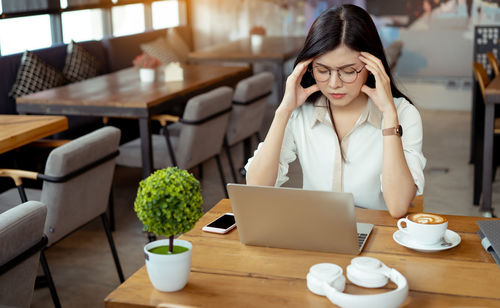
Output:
top-left (0, 201), bottom-right (47, 307)
top-left (176, 87), bottom-right (233, 169)
top-left (40, 126), bottom-right (121, 246)
top-left (226, 72), bottom-right (274, 146)
top-left (473, 62), bottom-right (490, 99)
top-left (487, 52), bottom-right (499, 77)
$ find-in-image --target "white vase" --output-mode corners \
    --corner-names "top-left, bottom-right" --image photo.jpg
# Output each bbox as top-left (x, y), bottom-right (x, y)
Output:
top-left (139, 68), bottom-right (157, 82)
top-left (144, 239), bottom-right (192, 292)
top-left (251, 34), bottom-right (264, 53)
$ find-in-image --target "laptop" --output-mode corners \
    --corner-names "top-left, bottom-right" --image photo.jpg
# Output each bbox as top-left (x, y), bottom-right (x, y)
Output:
top-left (227, 184), bottom-right (373, 255)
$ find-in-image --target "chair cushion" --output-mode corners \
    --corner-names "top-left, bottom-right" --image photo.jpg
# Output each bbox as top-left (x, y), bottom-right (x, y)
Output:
top-left (226, 72), bottom-right (274, 146)
top-left (8, 51), bottom-right (67, 98)
top-left (0, 201), bottom-right (46, 307)
top-left (63, 41), bottom-right (100, 82)
top-left (233, 71), bottom-right (274, 103)
top-left (140, 36), bottom-right (179, 65)
top-left (183, 86), bottom-right (233, 122)
top-left (0, 188), bottom-right (42, 214)
top-left (176, 87), bottom-right (233, 168)
top-left (41, 126), bottom-right (121, 246)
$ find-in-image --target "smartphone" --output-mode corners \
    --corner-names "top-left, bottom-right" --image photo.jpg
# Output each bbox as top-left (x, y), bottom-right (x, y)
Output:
top-left (202, 213), bottom-right (236, 234)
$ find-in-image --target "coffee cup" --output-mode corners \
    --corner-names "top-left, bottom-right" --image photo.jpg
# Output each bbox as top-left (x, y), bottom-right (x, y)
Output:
top-left (397, 213), bottom-right (448, 245)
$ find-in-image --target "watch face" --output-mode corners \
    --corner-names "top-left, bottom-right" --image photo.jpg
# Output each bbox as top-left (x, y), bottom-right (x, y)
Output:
top-left (397, 125), bottom-right (403, 137)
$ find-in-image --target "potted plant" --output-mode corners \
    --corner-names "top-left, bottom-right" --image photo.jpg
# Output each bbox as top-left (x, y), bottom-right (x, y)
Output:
top-left (135, 167), bottom-right (204, 292)
top-left (133, 52), bottom-right (162, 82)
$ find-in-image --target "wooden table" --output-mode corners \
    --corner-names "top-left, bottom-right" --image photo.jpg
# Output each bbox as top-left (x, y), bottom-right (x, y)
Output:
top-left (105, 199), bottom-right (500, 307)
top-left (16, 64), bottom-right (252, 178)
top-left (189, 36), bottom-right (305, 99)
top-left (0, 115), bottom-right (68, 154)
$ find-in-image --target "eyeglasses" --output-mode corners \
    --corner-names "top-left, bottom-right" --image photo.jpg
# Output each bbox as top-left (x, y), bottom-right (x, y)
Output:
top-left (309, 64), bottom-right (364, 84)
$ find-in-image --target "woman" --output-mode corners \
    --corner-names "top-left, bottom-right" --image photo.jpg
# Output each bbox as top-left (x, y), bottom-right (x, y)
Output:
top-left (245, 4), bottom-right (426, 218)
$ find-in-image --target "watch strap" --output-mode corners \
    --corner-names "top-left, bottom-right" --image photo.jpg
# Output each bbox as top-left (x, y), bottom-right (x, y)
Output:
top-left (382, 125), bottom-right (403, 137)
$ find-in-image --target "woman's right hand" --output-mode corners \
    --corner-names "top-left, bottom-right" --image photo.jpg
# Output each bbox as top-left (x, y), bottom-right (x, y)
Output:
top-left (278, 59), bottom-right (320, 115)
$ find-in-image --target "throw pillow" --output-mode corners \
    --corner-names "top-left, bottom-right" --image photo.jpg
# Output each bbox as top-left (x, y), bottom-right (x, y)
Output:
top-left (8, 51), bottom-right (67, 98)
top-left (63, 41), bottom-right (99, 82)
top-left (140, 36), bottom-right (179, 65)
top-left (167, 28), bottom-right (190, 63)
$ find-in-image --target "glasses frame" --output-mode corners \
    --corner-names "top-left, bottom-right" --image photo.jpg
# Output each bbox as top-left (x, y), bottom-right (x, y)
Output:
top-left (309, 64), bottom-right (365, 84)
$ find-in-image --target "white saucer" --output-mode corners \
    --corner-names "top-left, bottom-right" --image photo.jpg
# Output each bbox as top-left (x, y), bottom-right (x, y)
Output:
top-left (393, 229), bottom-right (461, 252)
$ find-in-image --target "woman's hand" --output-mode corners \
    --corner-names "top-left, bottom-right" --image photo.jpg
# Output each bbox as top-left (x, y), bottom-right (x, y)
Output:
top-left (359, 52), bottom-right (396, 117)
top-left (278, 59), bottom-right (320, 115)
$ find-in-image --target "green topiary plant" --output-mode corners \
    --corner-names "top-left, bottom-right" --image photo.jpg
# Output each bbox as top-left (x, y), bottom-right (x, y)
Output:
top-left (135, 167), bottom-right (204, 254)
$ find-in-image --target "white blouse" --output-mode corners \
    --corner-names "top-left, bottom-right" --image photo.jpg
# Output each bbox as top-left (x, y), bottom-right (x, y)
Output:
top-left (245, 96), bottom-right (426, 210)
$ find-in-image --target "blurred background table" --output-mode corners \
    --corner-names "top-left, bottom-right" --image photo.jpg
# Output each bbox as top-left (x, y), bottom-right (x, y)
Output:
top-left (189, 36), bottom-right (305, 100)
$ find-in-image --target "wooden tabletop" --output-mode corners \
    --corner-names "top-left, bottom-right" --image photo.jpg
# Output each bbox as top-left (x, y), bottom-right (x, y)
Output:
top-left (0, 115), bottom-right (68, 154)
top-left (105, 199), bottom-right (500, 308)
top-left (16, 64), bottom-right (252, 114)
top-left (189, 36), bottom-right (305, 62)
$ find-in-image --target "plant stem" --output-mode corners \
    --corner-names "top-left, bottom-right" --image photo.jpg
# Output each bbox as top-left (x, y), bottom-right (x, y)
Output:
top-left (169, 235), bottom-right (174, 254)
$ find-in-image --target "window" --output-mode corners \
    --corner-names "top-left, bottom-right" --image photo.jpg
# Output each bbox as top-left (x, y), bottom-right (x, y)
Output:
top-left (112, 3), bottom-right (145, 37)
top-left (62, 9), bottom-right (104, 43)
top-left (0, 15), bottom-right (52, 55)
top-left (152, 0), bottom-right (180, 30)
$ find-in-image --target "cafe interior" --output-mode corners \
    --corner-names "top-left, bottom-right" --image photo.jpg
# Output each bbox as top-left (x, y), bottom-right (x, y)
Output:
top-left (0, 0), bottom-right (499, 307)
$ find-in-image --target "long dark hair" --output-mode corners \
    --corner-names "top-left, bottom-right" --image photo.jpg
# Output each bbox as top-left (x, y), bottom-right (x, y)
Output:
top-left (295, 4), bottom-right (412, 105)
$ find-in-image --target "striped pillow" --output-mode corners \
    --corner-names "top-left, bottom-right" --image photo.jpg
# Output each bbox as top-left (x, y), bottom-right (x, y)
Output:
top-left (63, 41), bottom-right (99, 82)
top-left (140, 36), bottom-right (179, 65)
top-left (8, 51), bottom-right (67, 98)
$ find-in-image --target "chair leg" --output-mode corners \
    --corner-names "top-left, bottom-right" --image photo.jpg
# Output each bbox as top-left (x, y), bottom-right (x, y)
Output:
top-left (108, 187), bottom-right (115, 232)
top-left (100, 214), bottom-right (125, 283)
top-left (40, 251), bottom-right (61, 308)
top-left (215, 155), bottom-right (229, 198)
top-left (224, 143), bottom-right (238, 183)
top-left (162, 125), bottom-right (178, 166)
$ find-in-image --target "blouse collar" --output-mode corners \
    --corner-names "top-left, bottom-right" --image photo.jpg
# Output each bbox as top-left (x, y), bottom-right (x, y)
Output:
top-left (310, 95), bottom-right (382, 129)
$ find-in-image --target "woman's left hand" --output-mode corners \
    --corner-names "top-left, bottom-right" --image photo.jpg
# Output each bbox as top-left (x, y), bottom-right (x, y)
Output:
top-left (359, 52), bottom-right (396, 116)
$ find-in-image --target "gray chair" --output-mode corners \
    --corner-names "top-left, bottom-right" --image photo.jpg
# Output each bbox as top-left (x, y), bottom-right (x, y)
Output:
top-left (224, 72), bottom-right (274, 182)
top-left (117, 86), bottom-right (234, 197)
top-left (0, 201), bottom-right (47, 308)
top-left (0, 126), bottom-right (124, 308)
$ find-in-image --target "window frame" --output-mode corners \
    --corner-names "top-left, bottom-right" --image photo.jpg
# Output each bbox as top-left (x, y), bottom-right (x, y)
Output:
top-left (0, 0), bottom-right (187, 56)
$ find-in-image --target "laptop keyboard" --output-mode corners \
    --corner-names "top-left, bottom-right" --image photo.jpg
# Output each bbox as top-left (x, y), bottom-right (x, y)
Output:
top-left (358, 233), bottom-right (368, 248)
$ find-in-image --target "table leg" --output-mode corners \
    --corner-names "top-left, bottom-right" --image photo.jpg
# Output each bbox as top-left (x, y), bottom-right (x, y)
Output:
top-left (139, 117), bottom-right (153, 179)
top-left (481, 103), bottom-right (495, 212)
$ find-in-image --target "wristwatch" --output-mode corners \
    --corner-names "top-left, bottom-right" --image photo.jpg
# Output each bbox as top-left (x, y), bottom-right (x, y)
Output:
top-left (382, 125), bottom-right (403, 137)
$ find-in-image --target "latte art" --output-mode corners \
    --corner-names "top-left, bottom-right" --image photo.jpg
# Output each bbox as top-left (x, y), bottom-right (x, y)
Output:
top-left (408, 213), bottom-right (447, 225)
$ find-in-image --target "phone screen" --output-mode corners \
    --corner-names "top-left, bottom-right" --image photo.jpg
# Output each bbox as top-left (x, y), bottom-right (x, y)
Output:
top-left (206, 214), bottom-right (235, 229)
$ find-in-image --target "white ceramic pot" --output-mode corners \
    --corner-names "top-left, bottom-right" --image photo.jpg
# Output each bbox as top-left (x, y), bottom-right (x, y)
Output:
top-left (144, 239), bottom-right (192, 292)
top-left (251, 34), bottom-right (264, 53)
top-left (139, 68), bottom-right (157, 82)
